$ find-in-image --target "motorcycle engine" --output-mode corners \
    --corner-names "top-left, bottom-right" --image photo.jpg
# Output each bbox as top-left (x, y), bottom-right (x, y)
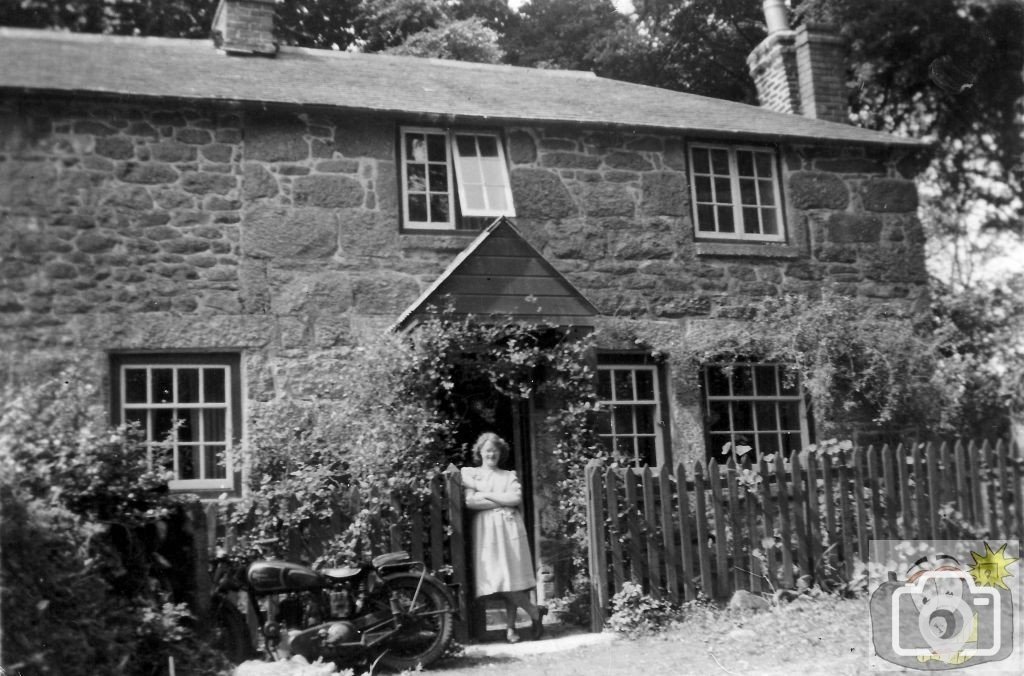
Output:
top-left (287, 621), bottom-right (359, 660)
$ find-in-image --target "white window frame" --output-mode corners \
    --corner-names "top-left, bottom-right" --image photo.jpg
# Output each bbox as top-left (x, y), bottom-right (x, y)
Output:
top-left (596, 363), bottom-right (666, 468)
top-left (702, 362), bottom-right (810, 464)
top-left (116, 359), bottom-right (237, 491)
top-left (400, 126), bottom-right (515, 230)
top-left (688, 143), bottom-right (785, 242)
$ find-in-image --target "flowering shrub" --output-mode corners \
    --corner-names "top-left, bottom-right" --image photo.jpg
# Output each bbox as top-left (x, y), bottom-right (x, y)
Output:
top-left (606, 581), bottom-right (682, 638)
top-left (0, 369), bottom-right (231, 675)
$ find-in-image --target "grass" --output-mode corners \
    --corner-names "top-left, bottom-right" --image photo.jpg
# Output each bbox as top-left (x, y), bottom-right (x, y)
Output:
top-left (427, 596), bottom-right (872, 676)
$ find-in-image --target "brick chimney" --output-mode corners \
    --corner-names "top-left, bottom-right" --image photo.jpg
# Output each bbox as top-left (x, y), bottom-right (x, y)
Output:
top-left (746, 0), bottom-right (849, 124)
top-left (211, 0), bottom-right (279, 57)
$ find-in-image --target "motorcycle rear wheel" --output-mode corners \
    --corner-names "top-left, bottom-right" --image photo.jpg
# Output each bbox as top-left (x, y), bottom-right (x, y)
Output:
top-left (376, 572), bottom-right (454, 671)
top-left (211, 598), bottom-right (253, 665)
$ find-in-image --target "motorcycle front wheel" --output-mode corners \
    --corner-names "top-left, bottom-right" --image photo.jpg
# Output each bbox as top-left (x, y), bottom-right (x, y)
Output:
top-left (376, 572), bottom-right (454, 671)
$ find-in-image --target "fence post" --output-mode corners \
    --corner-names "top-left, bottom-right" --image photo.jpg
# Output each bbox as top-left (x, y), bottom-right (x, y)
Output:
top-left (188, 499), bottom-right (212, 633)
top-left (443, 464), bottom-right (470, 644)
top-left (675, 461), bottom-right (696, 602)
top-left (692, 461), bottom-right (713, 599)
top-left (585, 459), bottom-right (608, 632)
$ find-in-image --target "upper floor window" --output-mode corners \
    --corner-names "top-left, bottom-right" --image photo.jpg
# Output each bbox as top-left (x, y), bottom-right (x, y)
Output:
top-left (689, 143), bottom-right (785, 242)
top-left (400, 127), bottom-right (516, 230)
top-left (596, 357), bottom-right (669, 468)
top-left (111, 353), bottom-right (241, 493)
top-left (703, 361), bottom-right (810, 464)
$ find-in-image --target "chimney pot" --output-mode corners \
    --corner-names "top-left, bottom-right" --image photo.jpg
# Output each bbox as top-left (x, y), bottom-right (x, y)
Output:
top-left (212, 0), bottom-right (279, 57)
top-left (763, 0), bottom-right (791, 34)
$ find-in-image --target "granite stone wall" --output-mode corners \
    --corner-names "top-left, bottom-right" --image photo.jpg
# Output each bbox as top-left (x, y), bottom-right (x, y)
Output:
top-left (0, 92), bottom-right (928, 460)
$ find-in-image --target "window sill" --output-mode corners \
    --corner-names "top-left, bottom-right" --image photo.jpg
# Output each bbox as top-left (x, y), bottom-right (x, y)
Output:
top-left (694, 241), bottom-right (803, 259)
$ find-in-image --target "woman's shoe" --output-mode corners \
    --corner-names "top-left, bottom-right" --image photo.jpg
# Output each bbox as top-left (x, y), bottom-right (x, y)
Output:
top-left (506, 628), bottom-right (521, 644)
top-left (531, 606), bottom-right (548, 640)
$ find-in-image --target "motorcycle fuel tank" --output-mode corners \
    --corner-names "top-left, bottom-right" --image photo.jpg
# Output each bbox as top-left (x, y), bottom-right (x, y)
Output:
top-left (248, 560), bottom-right (324, 593)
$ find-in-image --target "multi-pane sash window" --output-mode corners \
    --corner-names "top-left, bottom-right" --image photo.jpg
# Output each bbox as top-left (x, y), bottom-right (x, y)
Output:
top-left (689, 143), bottom-right (784, 242)
top-left (703, 362), bottom-right (810, 463)
top-left (112, 355), bottom-right (239, 491)
top-left (596, 364), bottom-right (664, 467)
top-left (401, 127), bottom-right (515, 230)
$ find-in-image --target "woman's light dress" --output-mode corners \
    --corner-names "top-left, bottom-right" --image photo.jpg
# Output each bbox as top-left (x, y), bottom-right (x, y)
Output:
top-left (462, 467), bottom-right (536, 598)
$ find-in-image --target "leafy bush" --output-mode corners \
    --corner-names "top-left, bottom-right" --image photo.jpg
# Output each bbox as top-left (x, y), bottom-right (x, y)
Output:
top-left (606, 582), bottom-right (682, 638)
top-left (0, 369), bottom-right (231, 675)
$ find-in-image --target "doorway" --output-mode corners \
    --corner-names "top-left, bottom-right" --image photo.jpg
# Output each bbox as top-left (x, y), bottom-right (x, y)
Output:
top-left (449, 376), bottom-right (536, 640)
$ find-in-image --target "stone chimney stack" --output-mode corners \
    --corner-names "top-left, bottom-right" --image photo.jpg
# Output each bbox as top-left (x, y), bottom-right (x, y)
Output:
top-left (746, 0), bottom-right (849, 124)
top-left (212, 0), bottom-right (279, 57)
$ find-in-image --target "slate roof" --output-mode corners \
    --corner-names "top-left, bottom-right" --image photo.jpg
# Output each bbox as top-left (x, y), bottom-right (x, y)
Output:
top-left (0, 27), bottom-right (924, 148)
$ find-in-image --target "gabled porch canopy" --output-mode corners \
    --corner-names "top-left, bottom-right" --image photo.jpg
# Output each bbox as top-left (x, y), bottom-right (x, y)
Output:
top-left (391, 217), bottom-right (599, 332)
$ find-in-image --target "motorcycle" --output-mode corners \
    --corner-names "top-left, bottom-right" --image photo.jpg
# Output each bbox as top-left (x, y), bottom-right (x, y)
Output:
top-left (210, 548), bottom-right (456, 671)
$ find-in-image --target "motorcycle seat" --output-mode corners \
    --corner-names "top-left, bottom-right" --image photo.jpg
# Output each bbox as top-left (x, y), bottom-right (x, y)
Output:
top-left (321, 566), bottom-right (362, 581)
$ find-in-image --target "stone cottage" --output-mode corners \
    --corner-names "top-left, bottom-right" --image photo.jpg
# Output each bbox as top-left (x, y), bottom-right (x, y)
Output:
top-left (1, 0), bottom-right (928, 604)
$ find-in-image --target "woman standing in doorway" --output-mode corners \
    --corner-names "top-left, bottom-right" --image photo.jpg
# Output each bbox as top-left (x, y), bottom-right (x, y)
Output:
top-left (461, 432), bottom-right (546, 643)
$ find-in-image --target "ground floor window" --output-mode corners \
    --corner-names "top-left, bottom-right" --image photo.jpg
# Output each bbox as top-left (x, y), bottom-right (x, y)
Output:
top-left (110, 353), bottom-right (241, 493)
top-left (702, 361), bottom-right (811, 464)
top-left (596, 355), bottom-right (669, 467)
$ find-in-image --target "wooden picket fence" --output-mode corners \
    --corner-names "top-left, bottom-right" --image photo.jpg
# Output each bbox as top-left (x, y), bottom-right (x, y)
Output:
top-left (585, 439), bottom-right (1024, 631)
top-left (194, 464), bottom-right (473, 642)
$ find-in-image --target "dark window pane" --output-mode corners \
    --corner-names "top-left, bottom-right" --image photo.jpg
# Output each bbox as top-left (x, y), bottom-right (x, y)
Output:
top-left (754, 152), bottom-right (773, 176)
top-left (178, 369), bottom-right (199, 403)
top-left (477, 135), bottom-right (499, 157)
top-left (407, 164), bottom-right (426, 191)
top-left (177, 409), bottom-right (200, 443)
top-left (429, 194), bottom-right (449, 223)
top-left (597, 369), bottom-right (612, 399)
top-left (717, 206), bottom-right (734, 232)
top-left (692, 148), bottom-right (709, 174)
top-left (615, 437), bottom-right (636, 463)
top-left (428, 165), bottom-right (448, 192)
top-left (762, 210), bottom-right (778, 235)
top-left (709, 434), bottom-right (733, 462)
top-left (742, 207), bottom-right (760, 233)
top-left (635, 369), bottom-right (654, 399)
top-left (755, 402), bottom-right (778, 432)
top-left (779, 401), bottom-right (802, 430)
top-left (714, 177), bottom-right (732, 203)
top-left (711, 149), bottom-right (729, 174)
top-left (408, 194), bottom-right (427, 222)
top-left (596, 409), bottom-right (612, 436)
top-left (614, 370), bottom-right (634, 401)
top-left (205, 445), bottom-right (227, 479)
top-left (203, 409), bottom-right (226, 442)
top-left (695, 176), bottom-right (712, 203)
top-left (455, 135), bottom-right (476, 157)
top-left (732, 401), bottom-right (753, 431)
top-left (781, 432), bottom-right (801, 456)
top-left (705, 366), bottom-right (730, 395)
top-left (203, 369), bottom-right (225, 403)
top-left (733, 366), bottom-right (753, 396)
top-left (125, 369), bottom-right (147, 403)
top-left (426, 134), bottom-right (446, 162)
top-left (754, 365), bottom-right (777, 396)
top-left (740, 179), bottom-right (757, 205)
top-left (635, 405), bottom-right (655, 434)
top-left (178, 446), bottom-right (198, 480)
top-left (759, 180), bottom-right (775, 206)
top-left (152, 369), bottom-right (173, 403)
top-left (757, 432), bottom-right (780, 456)
top-left (708, 400), bottom-right (731, 432)
top-left (637, 437), bottom-right (656, 467)
top-left (126, 409), bottom-right (148, 438)
top-left (154, 409), bottom-right (175, 442)
top-left (737, 151), bottom-right (754, 177)
top-left (613, 405), bottom-right (634, 434)
top-left (696, 205), bottom-right (715, 230)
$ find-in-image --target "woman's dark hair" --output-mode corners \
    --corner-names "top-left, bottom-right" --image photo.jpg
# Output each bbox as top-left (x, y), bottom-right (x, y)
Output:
top-left (471, 432), bottom-right (510, 465)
